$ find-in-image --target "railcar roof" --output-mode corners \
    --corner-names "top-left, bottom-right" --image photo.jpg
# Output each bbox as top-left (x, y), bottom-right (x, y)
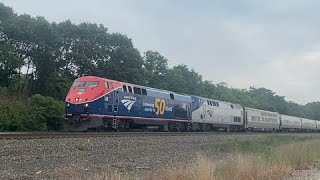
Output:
top-left (244, 107), bottom-right (279, 114)
top-left (191, 95), bottom-right (243, 107)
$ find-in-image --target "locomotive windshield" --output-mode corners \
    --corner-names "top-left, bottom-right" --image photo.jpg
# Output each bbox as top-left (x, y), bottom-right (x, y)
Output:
top-left (72, 81), bottom-right (99, 87)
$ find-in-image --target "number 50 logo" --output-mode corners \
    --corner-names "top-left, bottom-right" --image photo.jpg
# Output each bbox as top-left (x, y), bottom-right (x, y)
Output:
top-left (155, 98), bottom-right (166, 115)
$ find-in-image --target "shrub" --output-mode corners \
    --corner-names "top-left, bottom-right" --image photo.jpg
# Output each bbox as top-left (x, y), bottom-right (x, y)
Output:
top-left (0, 91), bottom-right (65, 131)
top-left (0, 89), bottom-right (28, 131)
top-left (29, 94), bottom-right (65, 131)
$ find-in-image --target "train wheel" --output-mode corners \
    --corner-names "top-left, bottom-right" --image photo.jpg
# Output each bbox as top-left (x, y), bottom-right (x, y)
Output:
top-left (200, 123), bottom-right (206, 132)
top-left (177, 123), bottom-right (184, 132)
top-left (187, 123), bottom-right (192, 132)
top-left (168, 122), bottom-right (175, 132)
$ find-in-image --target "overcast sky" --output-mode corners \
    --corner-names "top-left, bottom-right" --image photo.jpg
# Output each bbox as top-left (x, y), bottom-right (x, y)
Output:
top-left (2, 0), bottom-right (320, 104)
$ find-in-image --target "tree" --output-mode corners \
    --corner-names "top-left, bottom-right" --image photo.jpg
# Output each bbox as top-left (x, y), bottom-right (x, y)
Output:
top-left (143, 51), bottom-right (169, 89)
top-left (166, 65), bottom-right (202, 95)
top-left (0, 2), bottom-right (319, 123)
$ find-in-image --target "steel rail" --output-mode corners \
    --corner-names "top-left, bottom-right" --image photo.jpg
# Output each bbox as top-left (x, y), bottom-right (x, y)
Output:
top-left (0, 131), bottom-right (269, 140)
top-left (0, 131), bottom-right (311, 140)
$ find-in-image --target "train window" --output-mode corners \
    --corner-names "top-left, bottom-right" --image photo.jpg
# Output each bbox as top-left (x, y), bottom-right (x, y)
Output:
top-left (170, 93), bottom-right (174, 100)
top-left (142, 88), bottom-right (147, 95)
top-left (231, 105), bottom-right (233, 109)
top-left (209, 101), bottom-right (212, 106)
top-left (128, 86), bottom-right (133, 93)
top-left (73, 81), bottom-right (99, 87)
top-left (72, 81), bottom-right (85, 87)
top-left (234, 117), bottom-right (241, 122)
top-left (108, 82), bottom-right (113, 89)
top-left (105, 82), bottom-right (113, 89)
top-left (133, 87), bottom-right (141, 94)
top-left (207, 100), bottom-right (210, 105)
top-left (85, 81), bottom-right (99, 87)
top-left (216, 102), bottom-right (219, 107)
top-left (123, 85), bottom-right (127, 92)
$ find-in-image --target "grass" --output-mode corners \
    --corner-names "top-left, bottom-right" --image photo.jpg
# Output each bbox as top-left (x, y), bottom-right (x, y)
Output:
top-left (144, 135), bottom-right (320, 180)
top-left (225, 134), bottom-right (313, 156)
top-left (60, 134), bottom-right (320, 180)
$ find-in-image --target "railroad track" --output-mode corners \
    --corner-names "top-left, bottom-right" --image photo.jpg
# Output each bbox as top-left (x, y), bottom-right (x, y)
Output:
top-left (0, 131), bottom-right (268, 140)
top-left (1, 131), bottom-right (315, 140)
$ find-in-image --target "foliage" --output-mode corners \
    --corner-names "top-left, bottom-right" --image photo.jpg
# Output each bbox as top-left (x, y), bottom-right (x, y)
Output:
top-left (225, 135), bottom-right (313, 157)
top-left (30, 94), bottom-right (65, 131)
top-left (0, 88), bottom-right (64, 131)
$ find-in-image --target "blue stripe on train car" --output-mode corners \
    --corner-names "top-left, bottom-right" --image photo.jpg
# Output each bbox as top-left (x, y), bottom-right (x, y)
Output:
top-left (66, 89), bottom-right (193, 121)
top-left (116, 91), bottom-right (192, 121)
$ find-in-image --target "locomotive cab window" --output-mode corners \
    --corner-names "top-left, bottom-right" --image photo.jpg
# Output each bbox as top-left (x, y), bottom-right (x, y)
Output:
top-left (85, 81), bottom-right (99, 87)
top-left (72, 81), bottom-right (99, 87)
top-left (72, 81), bottom-right (85, 87)
top-left (108, 82), bottom-right (113, 89)
top-left (105, 82), bottom-right (113, 89)
top-left (123, 85), bottom-right (127, 92)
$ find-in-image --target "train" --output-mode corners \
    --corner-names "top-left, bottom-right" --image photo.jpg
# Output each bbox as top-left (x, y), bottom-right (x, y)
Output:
top-left (65, 76), bottom-right (320, 132)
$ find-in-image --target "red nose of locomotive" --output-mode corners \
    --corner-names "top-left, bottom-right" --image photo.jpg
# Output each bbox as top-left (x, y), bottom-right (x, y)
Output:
top-left (65, 76), bottom-right (107, 104)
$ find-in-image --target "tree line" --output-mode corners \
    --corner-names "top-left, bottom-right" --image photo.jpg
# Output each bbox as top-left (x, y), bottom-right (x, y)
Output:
top-left (0, 3), bottom-right (319, 130)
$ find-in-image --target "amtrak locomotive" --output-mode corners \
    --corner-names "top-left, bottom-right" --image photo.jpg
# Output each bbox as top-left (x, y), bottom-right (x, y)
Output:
top-left (65, 76), bottom-right (319, 132)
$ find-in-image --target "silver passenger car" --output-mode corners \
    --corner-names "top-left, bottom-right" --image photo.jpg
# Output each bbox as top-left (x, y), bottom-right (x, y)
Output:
top-left (301, 118), bottom-right (317, 131)
top-left (280, 115), bottom-right (302, 131)
top-left (244, 107), bottom-right (280, 131)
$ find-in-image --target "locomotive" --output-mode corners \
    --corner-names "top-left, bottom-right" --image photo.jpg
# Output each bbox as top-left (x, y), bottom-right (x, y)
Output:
top-left (65, 76), bottom-right (319, 132)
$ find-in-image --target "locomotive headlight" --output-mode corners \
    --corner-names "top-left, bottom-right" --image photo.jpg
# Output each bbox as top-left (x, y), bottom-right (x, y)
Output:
top-left (84, 103), bottom-right (89, 107)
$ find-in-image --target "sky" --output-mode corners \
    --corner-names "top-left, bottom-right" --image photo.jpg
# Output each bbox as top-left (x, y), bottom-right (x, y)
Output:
top-left (1, 0), bottom-right (320, 104)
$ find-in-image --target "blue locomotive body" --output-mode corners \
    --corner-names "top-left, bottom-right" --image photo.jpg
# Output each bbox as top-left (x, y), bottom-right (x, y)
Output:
top-left (66, 76), bottom-right (192, 131)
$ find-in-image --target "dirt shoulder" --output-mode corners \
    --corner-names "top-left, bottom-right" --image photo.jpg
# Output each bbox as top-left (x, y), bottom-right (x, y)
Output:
top-left (0, 133), bottom-right (256, 179)
top-left (284, 164), bottom-right (320, 180)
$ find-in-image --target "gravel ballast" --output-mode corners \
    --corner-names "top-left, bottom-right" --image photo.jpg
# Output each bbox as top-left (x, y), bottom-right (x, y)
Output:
top-left (284, 164), bottom-right (320, 180)
top-left (0, 133), bottom-right (258, 179)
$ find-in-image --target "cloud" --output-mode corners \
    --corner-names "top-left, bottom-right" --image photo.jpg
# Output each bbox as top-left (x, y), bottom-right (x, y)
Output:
top-left (2, 0), bottom-right (320, 104)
